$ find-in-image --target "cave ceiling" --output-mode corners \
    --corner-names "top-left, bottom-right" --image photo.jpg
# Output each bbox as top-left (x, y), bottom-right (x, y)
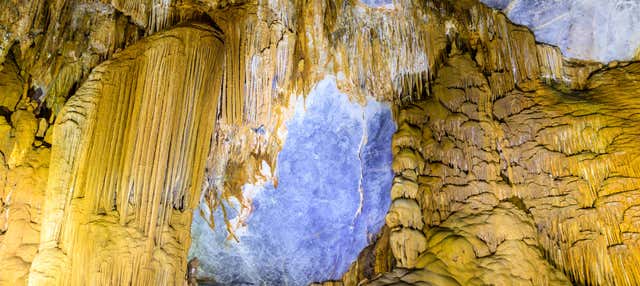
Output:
top-left (0, 0), bottom-right (639, 285)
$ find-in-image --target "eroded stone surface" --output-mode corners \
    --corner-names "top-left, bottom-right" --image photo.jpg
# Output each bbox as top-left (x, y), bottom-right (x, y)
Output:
top-left (370, 53), bottom-right (640, 286)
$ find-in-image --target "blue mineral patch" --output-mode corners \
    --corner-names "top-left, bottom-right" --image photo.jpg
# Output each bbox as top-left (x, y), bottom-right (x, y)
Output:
top-left (360, 0), bottom-right (394, 8)
top-left (189, 77), bottom-right (396, 285)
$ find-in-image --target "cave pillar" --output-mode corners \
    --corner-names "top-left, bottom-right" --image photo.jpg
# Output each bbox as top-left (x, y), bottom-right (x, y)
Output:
top-left (28, 24), bottom-right (224, 285)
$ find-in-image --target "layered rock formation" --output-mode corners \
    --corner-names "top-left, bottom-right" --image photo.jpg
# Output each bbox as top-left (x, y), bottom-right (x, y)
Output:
top-left (357, 55), bottom-right (640, 286)
top-left (0, 0), bottom-right (639, 285)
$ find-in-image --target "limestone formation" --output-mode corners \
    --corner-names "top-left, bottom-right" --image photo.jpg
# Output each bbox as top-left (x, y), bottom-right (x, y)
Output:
top-left (371, 50), bottom-right (640, 286)
top-left (29, 24), bottom-right (223, 285)
top-left (0, 57), bottom-right (50, 285)
top-left (1, 0), bottom-right (640, 285)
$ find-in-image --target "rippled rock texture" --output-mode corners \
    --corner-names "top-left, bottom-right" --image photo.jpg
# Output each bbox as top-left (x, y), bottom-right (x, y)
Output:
top-left (30, 24), bottom-right (224, 285)
top-left (362, 54), bottom-right (640, 286)
top-left (1, 0), bottom-right (640, 285)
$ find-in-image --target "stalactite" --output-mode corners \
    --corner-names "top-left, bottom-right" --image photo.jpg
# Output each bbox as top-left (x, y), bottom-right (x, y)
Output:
top-left (379, 44), bottom-right (640, 285)
top-left (198, 0), bottom-right (610, 247)
top-left (29, 24), bottom-right (224, 286)
top-left (2, 0), bottom-right (640, 284)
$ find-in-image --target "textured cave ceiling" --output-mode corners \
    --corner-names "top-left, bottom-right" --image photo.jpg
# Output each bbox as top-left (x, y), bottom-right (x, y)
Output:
top-left (363, 0), bottom-right (640, 62)
top-left (0, 0), bottom-right (639, 286)
top-left (480, 0), bottom-right (640, 62)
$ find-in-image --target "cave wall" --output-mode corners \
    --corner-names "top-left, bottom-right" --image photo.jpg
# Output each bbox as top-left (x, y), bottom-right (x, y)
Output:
top-left (0, 0), bottom-right (639, 285)
top-left (189, 77), bottom-right (395, 285)
top-left (367, 52), bottom-right (640, 286)
top-left (0, 58), bottom-right (49, 284)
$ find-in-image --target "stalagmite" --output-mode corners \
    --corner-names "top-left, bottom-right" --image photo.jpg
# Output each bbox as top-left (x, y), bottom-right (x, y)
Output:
top-left (390, 228), bottom-right (427, 269)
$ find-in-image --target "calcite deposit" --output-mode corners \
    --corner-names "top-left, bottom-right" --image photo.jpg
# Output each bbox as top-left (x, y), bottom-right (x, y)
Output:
top-left (0, 0), bottom-right (639, 285)
top-left (30, 24), bottom-right (223, 285)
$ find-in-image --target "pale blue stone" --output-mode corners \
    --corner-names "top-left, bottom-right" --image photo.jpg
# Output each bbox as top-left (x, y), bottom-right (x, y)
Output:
top-left (189, 77), bottom-right (395, 285)
top-left (480, 0), bottom-right (640, 62)
top-left (360, 0), bottom-right (394, 8)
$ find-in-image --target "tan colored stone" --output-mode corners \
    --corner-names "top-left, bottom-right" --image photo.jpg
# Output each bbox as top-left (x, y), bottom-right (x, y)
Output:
top-left (391, 178), bottom-right (419, 200)
top-left (390, 228), bottom-right (427, 268)
top-left (29, 24), bottom-right (224, 286)
top-left (7, 110), bottom-right (37, 168)
top-left (386, 199), bottom-right (423, 230)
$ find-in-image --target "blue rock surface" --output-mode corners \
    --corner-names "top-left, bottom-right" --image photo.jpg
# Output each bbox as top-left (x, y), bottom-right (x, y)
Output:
top-left (361, 0), bottom-right (639, 61)
top-left (480, 0), bottom-right (640, 62)
top-left (360, 0), bottom-right (393, 8)
top-left (189, 77), bottom-right (396, 285)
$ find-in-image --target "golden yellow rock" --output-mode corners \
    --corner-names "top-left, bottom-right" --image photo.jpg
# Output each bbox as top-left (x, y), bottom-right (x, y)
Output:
top-left (29, 24), bottom-right (224, 285)
top-left (391, 178), bottom-right (419, 200)
top-left (0, 59), bottom-right (23, 110)
top-left (1, 0), bottom-right (639, 284)
top-left (386, 199), bottom-right (424, 230)
top-left (7, 110), bottom-right (38, 168)
top-left (390, 228), bottom-right (427, 268)
top-left (385, 47), bottom-right (640, 286)
top-left (392, 149), bottom-right (424, 174)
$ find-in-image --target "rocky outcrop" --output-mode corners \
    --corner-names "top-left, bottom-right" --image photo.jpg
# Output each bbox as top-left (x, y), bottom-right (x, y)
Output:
top-left (360, 52), bottom-right (640, 286)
